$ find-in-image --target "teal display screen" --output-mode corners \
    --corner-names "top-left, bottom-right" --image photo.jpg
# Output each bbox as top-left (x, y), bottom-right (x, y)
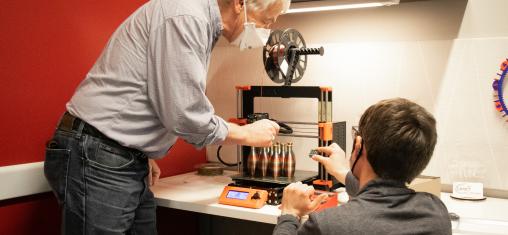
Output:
top-left (226, 190), bottom-right (249, 200)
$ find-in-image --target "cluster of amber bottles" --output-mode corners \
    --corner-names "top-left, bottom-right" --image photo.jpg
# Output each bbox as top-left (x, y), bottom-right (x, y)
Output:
top-left (246, 143), bottom-right (296, 178)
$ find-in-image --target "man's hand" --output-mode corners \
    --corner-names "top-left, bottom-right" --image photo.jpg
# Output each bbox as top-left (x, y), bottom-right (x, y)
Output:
top-left (224, 119), bottom-right (280, 147)
top-left (280, 182), bottom-right (328, 218)
top-left (311, 143), bottom-right (350, 184)
top-left (148, 159), bottom-right (161, 186)
top-left (243, 119), bottom-right (280, 147)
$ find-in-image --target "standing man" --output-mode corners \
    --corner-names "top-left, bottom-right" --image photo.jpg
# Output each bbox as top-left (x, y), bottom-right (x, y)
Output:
top-left (44, 0), bottom-right (290, 234)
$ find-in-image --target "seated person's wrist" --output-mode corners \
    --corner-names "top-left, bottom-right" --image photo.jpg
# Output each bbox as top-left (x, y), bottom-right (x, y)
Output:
top-left (280, 208), bottom-right (301, 220)
top-left (280, 203), bottom-right (306, 218)
top-left (281, 208), bottom-right (313, 224)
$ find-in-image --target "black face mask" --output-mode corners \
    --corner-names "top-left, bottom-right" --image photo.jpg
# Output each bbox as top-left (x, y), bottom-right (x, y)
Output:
top-left (351, 136), bottom-right (363, 173)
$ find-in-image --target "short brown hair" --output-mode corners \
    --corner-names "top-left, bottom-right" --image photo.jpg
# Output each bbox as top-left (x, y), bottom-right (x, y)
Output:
top-left (358, 98), bottom-right (437, 183)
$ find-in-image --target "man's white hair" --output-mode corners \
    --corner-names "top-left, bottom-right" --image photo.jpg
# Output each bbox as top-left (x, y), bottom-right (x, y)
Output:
top-left (220, 0), bottom-right (291, 13)
top-left (248, 0), bottom-right (291, 13)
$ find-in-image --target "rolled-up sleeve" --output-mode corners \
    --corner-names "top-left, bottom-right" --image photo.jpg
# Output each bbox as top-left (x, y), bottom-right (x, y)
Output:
top-left (147, 15), bottom-right (228, 148)
top-left (274, 214), bottom-right (323, 235)
top-left (274, 215), bottom-right (300, 235)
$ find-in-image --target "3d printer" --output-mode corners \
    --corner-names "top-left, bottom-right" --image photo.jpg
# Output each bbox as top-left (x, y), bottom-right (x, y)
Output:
top-left (219, 29), bottom-right (346, 209)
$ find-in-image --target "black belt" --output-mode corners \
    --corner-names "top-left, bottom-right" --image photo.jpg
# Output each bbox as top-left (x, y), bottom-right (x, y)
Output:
top-left (58, 112), bottom-right (144, 156)
top-left (58, 112), bottom-right (110, 140)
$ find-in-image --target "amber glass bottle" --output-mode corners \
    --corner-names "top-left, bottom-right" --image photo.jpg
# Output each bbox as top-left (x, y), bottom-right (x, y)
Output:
top-left (269, 143), bottom-right (282, 178)
top-left (247, 146), bottom-right (258, 177)
top-left (286, 143), bottom-right (296, 178)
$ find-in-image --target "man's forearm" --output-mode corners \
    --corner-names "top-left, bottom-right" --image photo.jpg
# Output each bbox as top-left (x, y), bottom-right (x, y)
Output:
top-left (221, 120), bottom-right (278, 147)
top-left (222, 123), bottom-right (247, 145)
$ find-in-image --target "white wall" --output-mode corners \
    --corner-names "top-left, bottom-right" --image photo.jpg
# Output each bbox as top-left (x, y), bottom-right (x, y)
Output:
top-left (206, 0), bottom-right (508, 190)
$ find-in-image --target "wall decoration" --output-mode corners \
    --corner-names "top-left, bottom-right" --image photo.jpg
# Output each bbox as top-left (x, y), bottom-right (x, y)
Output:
top-left (493, 58), bottom-right (508, 121)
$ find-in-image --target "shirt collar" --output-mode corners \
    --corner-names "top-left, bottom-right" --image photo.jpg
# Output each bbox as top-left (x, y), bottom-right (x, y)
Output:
top-left (356, 178), bottom-right (414, 198)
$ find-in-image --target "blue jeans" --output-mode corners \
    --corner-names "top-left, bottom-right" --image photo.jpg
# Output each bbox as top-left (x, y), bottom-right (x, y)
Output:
top-left (44, 120), bottom-right (157, 234)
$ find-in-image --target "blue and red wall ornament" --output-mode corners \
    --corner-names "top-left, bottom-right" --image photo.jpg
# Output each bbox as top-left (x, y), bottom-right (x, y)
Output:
top-left (493, 58), bottom-right (508, 121)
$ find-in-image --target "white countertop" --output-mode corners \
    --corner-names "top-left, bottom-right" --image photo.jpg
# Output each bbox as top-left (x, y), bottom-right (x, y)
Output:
top-left (152, 170), bottom-right (281, 224)
top-left (152, 171), bottom-right (508, 233)
top-left (441, 192), bottom-right (508, 222)
top-left (441, 192), bottom-right (508, 234)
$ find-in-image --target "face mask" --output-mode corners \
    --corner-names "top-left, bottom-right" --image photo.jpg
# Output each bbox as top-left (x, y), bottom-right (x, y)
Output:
top-left (230, 1), bottom-right (271, 50)
top-left (230, 30), bottom-right (243, 47)
top-left (239, 23), bottom-right (270, 50)
top-left (350, 135), bottom-right (364, 175)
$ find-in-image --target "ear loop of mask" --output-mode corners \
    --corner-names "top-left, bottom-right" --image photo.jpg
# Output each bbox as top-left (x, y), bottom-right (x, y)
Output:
top-left (243, 0), bottom-right (248, 24)
top-left (351, 136), bottom-right (363, 173)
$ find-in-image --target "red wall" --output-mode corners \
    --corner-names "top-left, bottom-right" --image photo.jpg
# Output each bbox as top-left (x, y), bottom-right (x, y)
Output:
top-left (0, 0), bottom-right (206, 233)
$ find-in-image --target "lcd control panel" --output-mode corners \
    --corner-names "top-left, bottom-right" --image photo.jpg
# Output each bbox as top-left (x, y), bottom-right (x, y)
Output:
top-left (219, 186), bottom-right (268, 209)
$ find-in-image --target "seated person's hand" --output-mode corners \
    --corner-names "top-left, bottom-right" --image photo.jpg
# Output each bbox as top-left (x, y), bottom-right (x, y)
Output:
top-left (311, 143), bottom-right (350, 184)
top-left (243, 119), bottom-right (280, 147)
top-left (280, 182), bottom-right (328, 218)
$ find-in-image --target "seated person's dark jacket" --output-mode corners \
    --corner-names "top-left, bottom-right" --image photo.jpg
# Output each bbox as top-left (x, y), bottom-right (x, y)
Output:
top-left (273, 172), bottom-right (452, 235)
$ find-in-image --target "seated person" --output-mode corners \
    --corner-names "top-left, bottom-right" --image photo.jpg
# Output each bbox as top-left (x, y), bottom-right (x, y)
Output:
top-left (273, 98), bottom-right (452, 235)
